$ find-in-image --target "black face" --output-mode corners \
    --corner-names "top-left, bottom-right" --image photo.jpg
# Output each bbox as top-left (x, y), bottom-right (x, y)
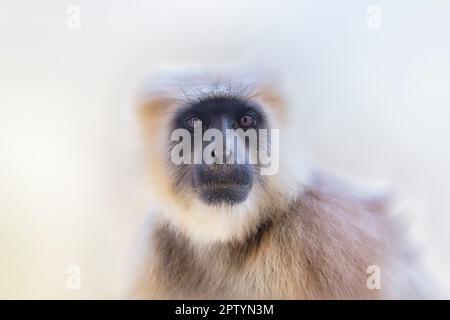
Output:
top-left (171, 97), bottom-right (267, 205)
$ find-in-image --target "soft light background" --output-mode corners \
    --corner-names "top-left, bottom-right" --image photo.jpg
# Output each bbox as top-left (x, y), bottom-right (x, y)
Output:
top-left (1, 0), bottom-right (449, 298)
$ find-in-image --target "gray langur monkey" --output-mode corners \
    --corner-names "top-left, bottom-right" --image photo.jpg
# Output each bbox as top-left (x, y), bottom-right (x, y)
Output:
top-left (125, 69), bottom-right (430, 299)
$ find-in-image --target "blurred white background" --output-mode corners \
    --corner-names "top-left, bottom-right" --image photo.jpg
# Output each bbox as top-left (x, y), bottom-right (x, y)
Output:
top-left (1, 0), bottom-right (449, 298)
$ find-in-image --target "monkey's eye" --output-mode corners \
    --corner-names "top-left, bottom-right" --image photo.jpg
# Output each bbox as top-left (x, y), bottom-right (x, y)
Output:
top-left (238, 113), bottom-right (257, 129)
top-left (185, 116), bottom-right (203, 130)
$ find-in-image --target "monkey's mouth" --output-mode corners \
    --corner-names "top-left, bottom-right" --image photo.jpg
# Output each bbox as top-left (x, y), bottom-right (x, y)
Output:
top-left (196, 182), bottom-right (252, 206)
top-left (193, 164), bottom-right (253, 206)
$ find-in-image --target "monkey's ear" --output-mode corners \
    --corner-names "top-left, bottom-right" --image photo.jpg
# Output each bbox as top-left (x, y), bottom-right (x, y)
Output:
top-left (251, 82), bottom-right (288, 122)
top-left (138, 95), bottom-right (172, 117)
top-left (133, 94), bottom-right (178, 137)
top-left (135, 72), bottom-right (184, 120)
top-left (137, 93), bottom-right (178, 125)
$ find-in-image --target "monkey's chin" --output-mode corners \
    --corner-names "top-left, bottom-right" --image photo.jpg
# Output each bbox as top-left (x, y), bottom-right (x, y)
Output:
top-left (196, 183), bottom-right (252, 206)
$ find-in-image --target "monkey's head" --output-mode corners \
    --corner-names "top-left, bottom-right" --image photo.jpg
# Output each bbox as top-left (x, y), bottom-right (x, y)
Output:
top-left (135, 70), bottom-right (308, 243)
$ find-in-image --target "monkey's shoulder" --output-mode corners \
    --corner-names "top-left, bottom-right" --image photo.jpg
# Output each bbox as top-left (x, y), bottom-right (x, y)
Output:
top-left (298, 172), bottom-right (394, 219)
top-left (280, 173), bottom-right (406, 266)
top-left (260, 176), bottom-right (408, 298)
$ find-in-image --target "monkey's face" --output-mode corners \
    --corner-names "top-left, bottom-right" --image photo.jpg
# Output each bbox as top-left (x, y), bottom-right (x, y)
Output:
top-left (170, 97), bottom-right (268, 206)
top-left (137, 72), bottom-right (303, 242)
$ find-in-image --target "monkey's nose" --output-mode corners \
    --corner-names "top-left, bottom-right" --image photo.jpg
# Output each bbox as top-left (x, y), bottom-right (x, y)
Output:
top-left (210, 147), bottom-right (233, 165)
